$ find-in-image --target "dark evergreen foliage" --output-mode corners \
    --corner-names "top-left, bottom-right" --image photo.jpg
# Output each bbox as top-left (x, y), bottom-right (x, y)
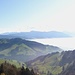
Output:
top-left (47, 71), bottom-right (53, 75)
top-left (0, 62), bottom-right (36, 75)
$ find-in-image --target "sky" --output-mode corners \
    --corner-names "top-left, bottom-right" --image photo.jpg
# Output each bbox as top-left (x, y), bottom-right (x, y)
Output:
top-left (0, 0), bottom-right (75, 33)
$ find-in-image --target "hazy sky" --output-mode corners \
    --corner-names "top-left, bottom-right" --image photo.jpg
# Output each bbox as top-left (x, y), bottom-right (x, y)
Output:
top-left (0, 0), bottom-right (75, 33)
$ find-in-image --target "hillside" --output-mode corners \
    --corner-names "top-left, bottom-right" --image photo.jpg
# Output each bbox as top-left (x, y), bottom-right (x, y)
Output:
top-left (59, 60), bottom-right (75, 75)
top-left (0, 59), bottom-right (25, 68)
top-left (26, 50), bottom-right (75, 75)
top-left (0, 61), bottom-right (35, 75)
top-left (59, 50), bottom-right (75, 75)
top-left (0, 31), bottom-right (71, 39)
top-left (0, 38), bottom-right (62, 61)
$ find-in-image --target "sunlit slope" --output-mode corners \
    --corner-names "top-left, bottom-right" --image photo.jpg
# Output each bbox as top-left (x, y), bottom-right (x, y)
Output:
top-left (0, 38), bottom-right (62, 61)
top-left (0, 59), bottom-right (26, 68)
top-left (27, 50), bottom-right (75, 75)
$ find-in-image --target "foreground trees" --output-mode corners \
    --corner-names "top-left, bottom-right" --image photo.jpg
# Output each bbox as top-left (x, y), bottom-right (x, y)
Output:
top-left (0, 62), bottom-right (36, 75)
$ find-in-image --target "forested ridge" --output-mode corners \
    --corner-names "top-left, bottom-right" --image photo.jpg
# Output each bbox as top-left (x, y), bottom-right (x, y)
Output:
top-left (27, 50), bottom-right (75, 75)
top-left (1, 50), bottom-right (75, 75)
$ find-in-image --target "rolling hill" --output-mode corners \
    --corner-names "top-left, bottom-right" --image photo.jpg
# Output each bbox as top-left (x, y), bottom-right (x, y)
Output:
top-left (0, 38), bottom-right (62, 62)
top-left (26, 50), bottom-right (75, 75)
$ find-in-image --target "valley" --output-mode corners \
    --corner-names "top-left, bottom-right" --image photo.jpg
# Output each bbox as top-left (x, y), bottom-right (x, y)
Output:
top-left (0, 0), bottom-right (75, 75)
top-left (0, 49), bottom-right (75, 75)
top-left (0, 38), bottom-right (75, 75)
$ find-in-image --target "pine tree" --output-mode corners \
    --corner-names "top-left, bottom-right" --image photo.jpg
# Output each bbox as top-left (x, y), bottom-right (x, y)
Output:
top-left (0, 64), bottom-right (5, 75)
top-left (20, 65), bottom-right (25, 75)
top-left (25, 68), bottom-right (31, 75)
top-left (47, 71), bottom-right (52, 75)
top-left (31, 69), bottom-right (35, 75)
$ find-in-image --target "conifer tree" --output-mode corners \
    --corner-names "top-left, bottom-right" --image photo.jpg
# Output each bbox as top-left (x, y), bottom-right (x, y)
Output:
top-left (25, 67), bottom-right (31, 75)
top-left (0, 64), bottom-right (5, 75)
top-left (31, 69), bottom-right (35, 75)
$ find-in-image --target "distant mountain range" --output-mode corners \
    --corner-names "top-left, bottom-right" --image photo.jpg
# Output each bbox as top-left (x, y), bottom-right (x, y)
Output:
top-left (0, 31), bottom-right (71, 39)
top-left (0, 38), bottom-right (62, 61)
top-left (26, 50), bottom-right (75, 75)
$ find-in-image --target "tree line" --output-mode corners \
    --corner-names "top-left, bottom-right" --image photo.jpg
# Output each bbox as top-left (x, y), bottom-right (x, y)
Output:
top-left (0, 62), bottom-right (37, 75)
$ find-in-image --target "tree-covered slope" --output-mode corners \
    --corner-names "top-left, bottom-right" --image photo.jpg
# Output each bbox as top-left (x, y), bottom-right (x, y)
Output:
top-left (59, 50), bottom-right (75, 75)
top-left (59, 61), bottom-right (75, 75)
top-left (0, 61), bottom-right (35, 75)
top-left (0, 38), bottom-right (62, 61)
top-left (26, 50), bottom-right (75, 75)
top-left (0, 58), bottom-right (26, 68)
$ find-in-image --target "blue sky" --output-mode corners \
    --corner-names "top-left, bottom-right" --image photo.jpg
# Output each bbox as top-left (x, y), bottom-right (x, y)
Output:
top-left (0, 0), bottom-right (75, 33)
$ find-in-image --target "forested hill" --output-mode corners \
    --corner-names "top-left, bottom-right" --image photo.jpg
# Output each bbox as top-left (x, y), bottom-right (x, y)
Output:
top-left (59, 50), bottom-right (75, 75)
top-left (0, 38), bottom-right (62, 61)
top-left (26, 50), bottom-right (75, 75)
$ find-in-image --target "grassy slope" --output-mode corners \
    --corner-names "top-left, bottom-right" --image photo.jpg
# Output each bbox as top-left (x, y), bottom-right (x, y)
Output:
top-left (0, 38), bottom-right (62, 62)
top-left (28, 53), bottom-right (63, 75)
top-left (27, 50), bottom-right (75, 75)
top-left (0, 59), bottom-right (26, 68)
top-left (0, 44), bottom-right (36, 56)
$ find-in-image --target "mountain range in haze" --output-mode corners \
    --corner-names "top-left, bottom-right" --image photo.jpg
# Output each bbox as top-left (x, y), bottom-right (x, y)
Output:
top-left (0, 31), bottom-right (71, 39)
top-left (0, 31), bottom-right (75, 75)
